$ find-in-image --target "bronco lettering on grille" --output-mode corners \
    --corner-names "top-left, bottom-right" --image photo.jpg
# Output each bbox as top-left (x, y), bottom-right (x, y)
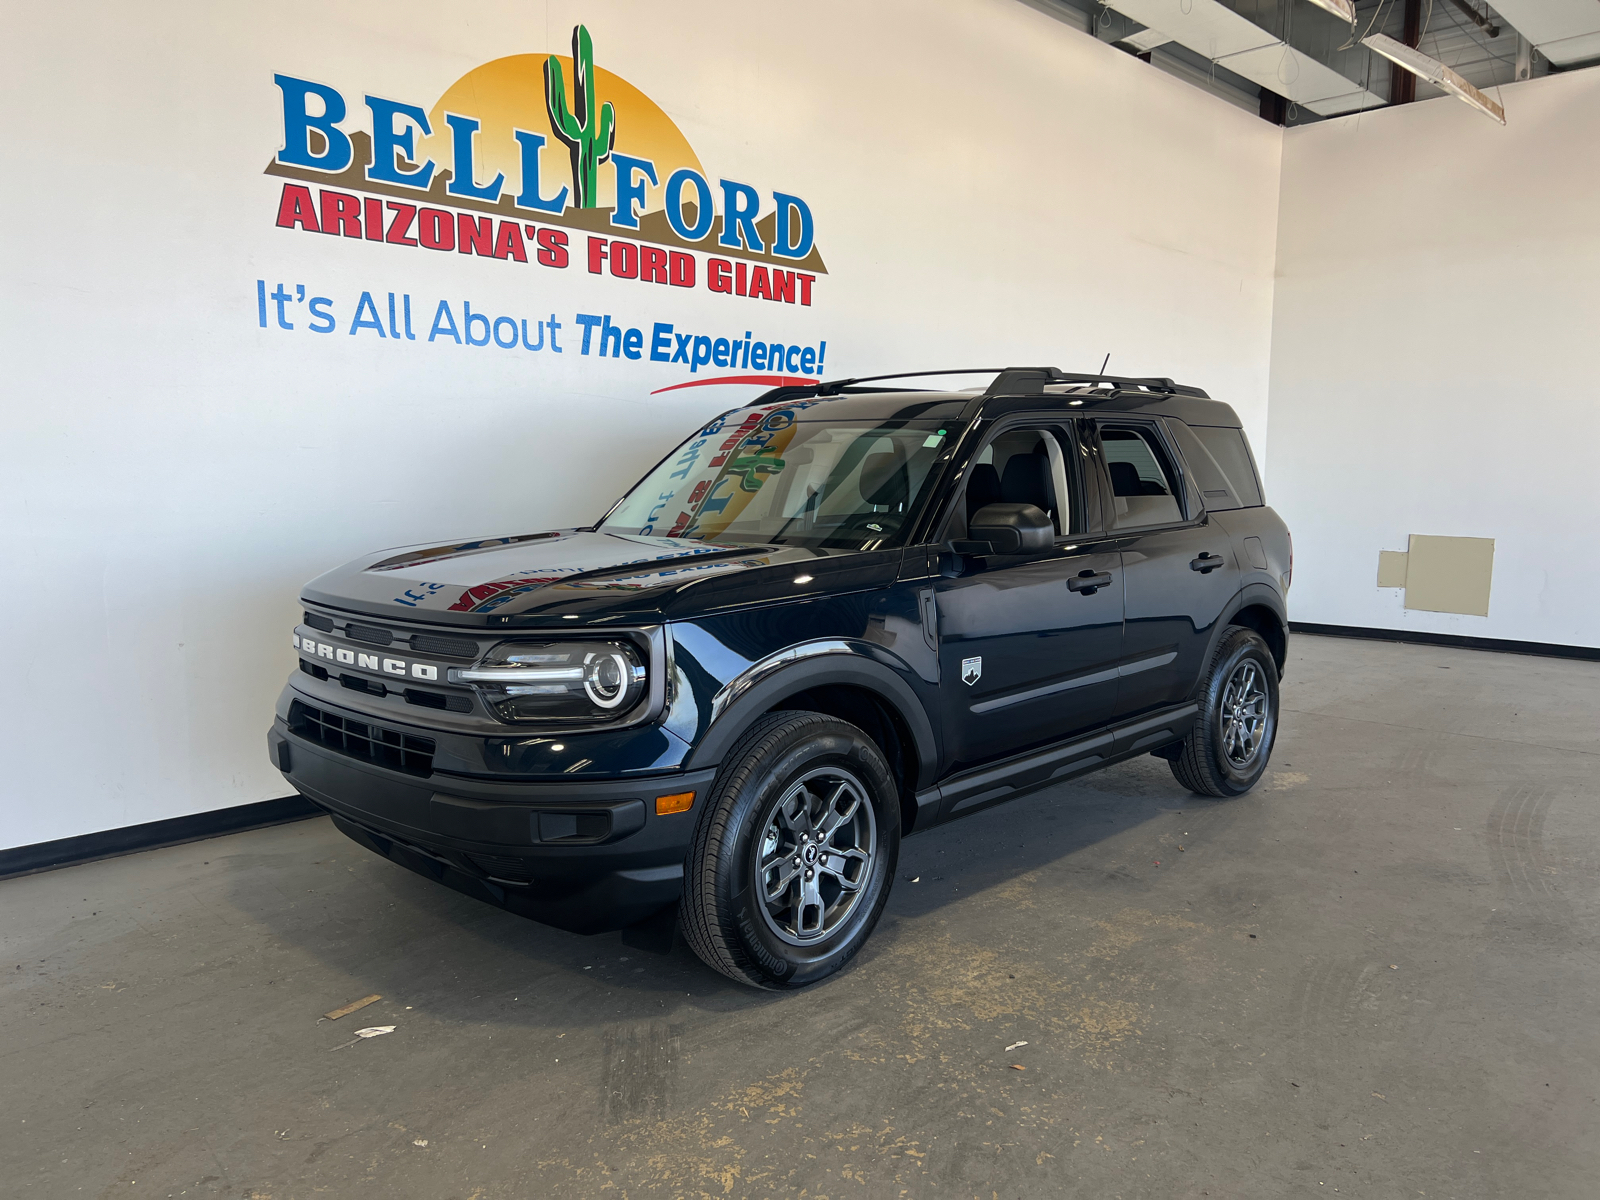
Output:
top-left (293, 631), bottom-right (439, 681)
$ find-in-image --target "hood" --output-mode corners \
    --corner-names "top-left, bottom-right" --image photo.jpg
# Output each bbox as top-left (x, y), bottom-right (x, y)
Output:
top-left (300, 530), bottom-right (900, 626)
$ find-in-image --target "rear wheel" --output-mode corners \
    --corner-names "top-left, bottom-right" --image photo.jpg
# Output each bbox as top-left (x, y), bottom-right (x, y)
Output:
top-left (1168, 626), bottom-right (1278, 798)
top-left (681, 711), bottom-right (899, 989)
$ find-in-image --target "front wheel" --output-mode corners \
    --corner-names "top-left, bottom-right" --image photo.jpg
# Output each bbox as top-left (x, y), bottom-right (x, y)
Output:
top-left (1168, 626), bottom-right (1279, 798)
top-left (680, 711), bottom-right (900, 989)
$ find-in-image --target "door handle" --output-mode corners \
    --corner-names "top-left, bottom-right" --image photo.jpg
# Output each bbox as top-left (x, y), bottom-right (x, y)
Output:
top-left (1189, 553), bottom-right (1225, 573)
top-left (1068, 570), bottom-right (1113, 595)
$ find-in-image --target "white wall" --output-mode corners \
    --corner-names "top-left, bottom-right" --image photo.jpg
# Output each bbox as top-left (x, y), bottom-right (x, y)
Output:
top-left (1, 0), bottom-right (1281, 849)
top-left (1267, 69), bottom-right (1600, 648)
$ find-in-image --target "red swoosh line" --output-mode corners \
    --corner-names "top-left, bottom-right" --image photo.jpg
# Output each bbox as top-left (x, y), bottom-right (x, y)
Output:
top-left (650, 374), bottom-right (817, 395)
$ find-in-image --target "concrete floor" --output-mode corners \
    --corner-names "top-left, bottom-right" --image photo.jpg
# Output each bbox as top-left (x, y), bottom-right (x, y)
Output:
top-left (5, 634), bottom-right (1599, 1199)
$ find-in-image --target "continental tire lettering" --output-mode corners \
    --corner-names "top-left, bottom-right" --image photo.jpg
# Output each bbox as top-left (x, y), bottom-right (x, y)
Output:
top-left (736, 912), bottom-right (792, 977)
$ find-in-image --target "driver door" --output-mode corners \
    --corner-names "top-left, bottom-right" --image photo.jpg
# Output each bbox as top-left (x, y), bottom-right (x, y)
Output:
top-left (931, 420), bottom-right (1125, 774)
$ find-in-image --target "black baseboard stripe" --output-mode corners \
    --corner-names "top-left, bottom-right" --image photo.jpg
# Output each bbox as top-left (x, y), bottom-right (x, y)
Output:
top-left (0, 795), bottom-right (323, 883)
top-left (1291, 622), bottom-right (1600, 663)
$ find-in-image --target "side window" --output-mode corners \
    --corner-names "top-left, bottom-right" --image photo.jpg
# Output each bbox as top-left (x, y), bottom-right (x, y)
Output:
top-left (1164, 419), bottom-right (1238, 511)
top-left (949, 426), bottom-right (1077, 538)
top-left (1101, 425), bottom-right (1183, 529)
top-left (1191, 425), bottom-right (1264, 508)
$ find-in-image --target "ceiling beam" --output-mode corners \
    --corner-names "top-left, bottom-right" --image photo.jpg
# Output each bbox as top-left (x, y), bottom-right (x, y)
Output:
top-left (1389, 0), bottom-right (1423, 105)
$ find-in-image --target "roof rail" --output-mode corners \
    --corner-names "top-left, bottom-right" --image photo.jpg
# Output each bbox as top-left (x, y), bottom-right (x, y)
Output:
top-left (747, 368), bottom-right (1006, 406)
top-left (816, 368), bottom-right (1009, 395)
top-left (748, 366), bottom-right (1208, 407)
top-left (983, 367), bottom-right (1207, 397)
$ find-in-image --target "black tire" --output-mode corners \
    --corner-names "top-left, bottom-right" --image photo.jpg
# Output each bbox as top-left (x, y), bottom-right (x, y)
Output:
top-left (680, 711), bottom-right (900, 989)
top-left (1169, 626), bottom-right (1279, 798)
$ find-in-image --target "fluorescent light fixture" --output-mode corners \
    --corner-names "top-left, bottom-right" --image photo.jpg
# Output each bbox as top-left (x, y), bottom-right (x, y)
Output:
top-left (1363, 32), bottom-right (1506, 123)
top-left (1303, 0), bottom-right (1355, 22)
top-left (1122, 27), bottom-right (1174, 52)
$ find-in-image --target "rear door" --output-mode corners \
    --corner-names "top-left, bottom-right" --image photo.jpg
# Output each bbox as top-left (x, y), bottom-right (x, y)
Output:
top-left (1092, 418), bottom-right (1239, 719)
top-left (931, 418), bottom-right (1124, 774)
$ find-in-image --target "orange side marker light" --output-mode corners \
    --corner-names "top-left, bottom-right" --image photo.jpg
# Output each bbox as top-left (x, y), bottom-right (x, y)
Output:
top-left (656, 791), bottom-right (695, 816)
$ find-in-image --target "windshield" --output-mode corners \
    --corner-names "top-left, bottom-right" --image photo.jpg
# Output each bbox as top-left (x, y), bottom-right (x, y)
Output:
top-left (601, 402), bottom-right (957, 550)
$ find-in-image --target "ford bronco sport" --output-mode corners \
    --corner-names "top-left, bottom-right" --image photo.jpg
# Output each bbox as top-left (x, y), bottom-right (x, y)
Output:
top-left (269, 366), bottom-right (1291, 989)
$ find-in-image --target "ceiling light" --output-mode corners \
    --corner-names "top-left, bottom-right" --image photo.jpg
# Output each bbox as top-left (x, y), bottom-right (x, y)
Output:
top-left (1303, 0), bottom-right (1355, 23)
top-left (1363, 32), bottom-right (1506, 124)
top-left (1122, 27), bottom-right (1174, 52)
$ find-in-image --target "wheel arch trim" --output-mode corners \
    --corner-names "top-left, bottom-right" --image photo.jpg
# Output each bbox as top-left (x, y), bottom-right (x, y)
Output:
top-left (1203, 584), bottom-right (1289, 681)
top-left (687, 638), bottom-right (939, 789)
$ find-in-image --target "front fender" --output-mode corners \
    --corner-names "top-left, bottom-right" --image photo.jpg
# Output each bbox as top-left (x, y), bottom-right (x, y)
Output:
top-left (684, 638), bottom-right (939, 788)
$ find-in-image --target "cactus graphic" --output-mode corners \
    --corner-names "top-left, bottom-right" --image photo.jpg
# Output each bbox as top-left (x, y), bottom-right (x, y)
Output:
top-left (544, 25), bottom-right (616, 210)
top-left (728, 449), bottom-right (787, 493)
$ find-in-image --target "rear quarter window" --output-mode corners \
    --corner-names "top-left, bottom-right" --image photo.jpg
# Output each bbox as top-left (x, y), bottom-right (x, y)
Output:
top-left (1170, 422), bottom-right (1264, 509)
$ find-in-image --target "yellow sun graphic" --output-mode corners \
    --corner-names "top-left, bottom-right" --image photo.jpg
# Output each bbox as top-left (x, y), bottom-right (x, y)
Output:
top-left (416, 55), bottom-right (704, 215)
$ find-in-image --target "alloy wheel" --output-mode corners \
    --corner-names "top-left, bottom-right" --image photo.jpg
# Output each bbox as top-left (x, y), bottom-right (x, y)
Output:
top-left (1218, 660), bottom-right (1269, 767)
top-left (755, 767), bottom-right (877, 946)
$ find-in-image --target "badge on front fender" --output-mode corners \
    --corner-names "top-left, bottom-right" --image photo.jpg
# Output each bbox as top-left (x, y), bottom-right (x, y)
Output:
top-left (961, 656), bottom-right (982, 686)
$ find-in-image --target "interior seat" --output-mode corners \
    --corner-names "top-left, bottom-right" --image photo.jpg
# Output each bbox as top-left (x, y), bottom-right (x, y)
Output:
top-left (965, 462), bottom-right (1002, 521)
top-left (1108, 458), bottom-right (1170, 497)
top-left (860, 450), bottom-right (910, 510)
top-left (1108, 460), bottom-right (1142, 496)
top-left (1001, 452), bottom-right (1054, 522)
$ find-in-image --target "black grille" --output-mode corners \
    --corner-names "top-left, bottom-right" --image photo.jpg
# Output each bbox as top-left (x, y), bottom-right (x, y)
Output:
top-left (288, 700), bottom-right (435, 776)
top-left (346, 622), bottom-right (393, 646)
top-left (340, 674), bottom-right (387, 697)
top-left (303, 611), bottom-right (335, 633)
top-left (468, 853), bottom-right (539, 883)
top-left (300, 659), bottom-right (329, 681)
top-left (403, 688), bottom-right (472, 713)
top-left (409, 633), bottom-right (479, 658)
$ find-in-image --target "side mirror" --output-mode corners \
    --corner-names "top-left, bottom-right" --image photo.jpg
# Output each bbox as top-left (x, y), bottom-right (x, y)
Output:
top-left (967, 503), bottom-right (1054, 556)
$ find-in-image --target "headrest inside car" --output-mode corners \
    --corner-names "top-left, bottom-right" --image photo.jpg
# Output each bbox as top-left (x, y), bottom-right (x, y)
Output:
top-left (965, 463), bottom-right (1002, 520)
top-left (860, 451), bottom-right (909, 506)
top-left (1108, 460), bottom-right (1144, 497)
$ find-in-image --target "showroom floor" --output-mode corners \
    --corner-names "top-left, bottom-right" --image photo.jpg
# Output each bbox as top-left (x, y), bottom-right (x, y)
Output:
top-left (5, 635), bottom-right (1598, 1199)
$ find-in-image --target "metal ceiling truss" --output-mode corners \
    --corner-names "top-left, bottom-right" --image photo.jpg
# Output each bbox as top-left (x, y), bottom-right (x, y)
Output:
top-left (1029, 0), bottom-right (1600, 125)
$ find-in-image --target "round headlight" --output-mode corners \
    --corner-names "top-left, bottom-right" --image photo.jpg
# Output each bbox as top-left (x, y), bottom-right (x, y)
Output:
top-left (449, 640), bottom-right (648, 723)
top-left (584, 649), bottom-right (633, 708)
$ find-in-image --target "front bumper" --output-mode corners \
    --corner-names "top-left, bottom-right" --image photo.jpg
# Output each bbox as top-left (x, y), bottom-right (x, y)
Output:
top-left (268, 707), bottom-right (717, 934)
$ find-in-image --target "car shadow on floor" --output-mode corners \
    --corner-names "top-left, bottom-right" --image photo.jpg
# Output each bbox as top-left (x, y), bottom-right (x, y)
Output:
top-left (224, 754), bottom-right (1206, 1026)
top-left (885, 753), bottom-right (1205, 921)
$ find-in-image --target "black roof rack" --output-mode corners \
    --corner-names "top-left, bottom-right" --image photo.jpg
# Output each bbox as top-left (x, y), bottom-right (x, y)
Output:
top-left (749, 366), bottom-right (1208, 408)
top-left (981, 366), bottom-right (1207, 398)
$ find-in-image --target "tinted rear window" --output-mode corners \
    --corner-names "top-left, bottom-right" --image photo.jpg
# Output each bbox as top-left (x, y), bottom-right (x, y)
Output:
top-left (1192, 425), bottom-right (1263, 507)
top-left (1166, 421), bottom-right (1236, 510)
top-left (1169, 422), bottom-right (1263, 510)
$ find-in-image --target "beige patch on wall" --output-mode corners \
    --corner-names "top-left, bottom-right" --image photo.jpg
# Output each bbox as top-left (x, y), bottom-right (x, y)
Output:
top-left (1376, 535), bottom-right (1495, 616)
top-left (1376, 550), bottom-right (1409, 588)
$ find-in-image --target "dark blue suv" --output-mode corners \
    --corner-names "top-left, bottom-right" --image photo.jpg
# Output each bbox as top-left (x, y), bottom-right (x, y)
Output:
top-left (269, 367), bottom-right (1291, 989)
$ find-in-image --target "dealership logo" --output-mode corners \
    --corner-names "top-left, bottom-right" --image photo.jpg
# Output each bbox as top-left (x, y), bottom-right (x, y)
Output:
top-left (266, 25), bottom-right (825, 305)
